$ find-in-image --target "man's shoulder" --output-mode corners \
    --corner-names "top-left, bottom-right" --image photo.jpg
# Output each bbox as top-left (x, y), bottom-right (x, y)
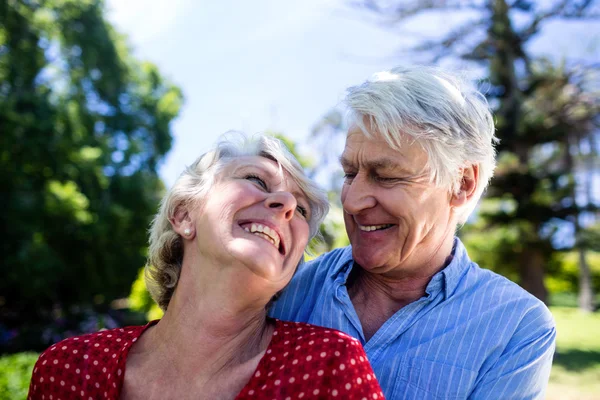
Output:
top-left (270, 247), bottom-right (353, 321)
top-left (297, 246), bottom-right (353, 279)
top-left (463, 264), bottom-right (555, 329)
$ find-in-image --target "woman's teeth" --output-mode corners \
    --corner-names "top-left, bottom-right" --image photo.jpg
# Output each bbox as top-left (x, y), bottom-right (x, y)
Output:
top-left (243, 223), bottom-right (280, 249)
top-left (359, 224), bottom-right (393, 232)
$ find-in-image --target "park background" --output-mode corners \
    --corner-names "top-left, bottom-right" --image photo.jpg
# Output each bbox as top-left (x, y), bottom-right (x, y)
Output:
top-left (1, 0), bottom-right (599, 398)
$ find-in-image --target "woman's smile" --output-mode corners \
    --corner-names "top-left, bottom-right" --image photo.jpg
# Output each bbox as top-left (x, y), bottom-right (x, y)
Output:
top-left (239, 221), bottom-right (284, 255)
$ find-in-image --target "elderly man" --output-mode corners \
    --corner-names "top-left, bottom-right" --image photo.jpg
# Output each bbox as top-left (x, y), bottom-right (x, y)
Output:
top-left (270, 66), bottom-right (556, 399)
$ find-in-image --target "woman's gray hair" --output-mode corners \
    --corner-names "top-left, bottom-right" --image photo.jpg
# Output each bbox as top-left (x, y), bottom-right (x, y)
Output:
top-left (345, 65), bottom-right (498, 223)
top-left (146, 132), bottom-right (329, 310)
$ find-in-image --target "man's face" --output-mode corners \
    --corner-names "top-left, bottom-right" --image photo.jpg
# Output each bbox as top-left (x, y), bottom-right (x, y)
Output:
top-left (340, 125), bottom-right (455, 278)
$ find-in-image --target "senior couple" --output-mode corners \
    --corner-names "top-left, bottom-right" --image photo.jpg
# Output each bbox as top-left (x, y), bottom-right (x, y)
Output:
top-left (30, 66), bottom-right (555, 399)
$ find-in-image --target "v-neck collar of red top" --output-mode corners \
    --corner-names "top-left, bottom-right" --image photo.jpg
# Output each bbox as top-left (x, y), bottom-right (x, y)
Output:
top-left (29, 318), bottom-right (385, 399)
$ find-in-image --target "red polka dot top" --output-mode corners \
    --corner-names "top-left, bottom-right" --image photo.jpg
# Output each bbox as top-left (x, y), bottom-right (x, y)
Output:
top-left (29, 319), bottom-right (385, 399)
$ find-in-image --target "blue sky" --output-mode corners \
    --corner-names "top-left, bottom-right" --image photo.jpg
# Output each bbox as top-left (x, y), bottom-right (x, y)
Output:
top-left (105, 0), bottom-right (599, 187)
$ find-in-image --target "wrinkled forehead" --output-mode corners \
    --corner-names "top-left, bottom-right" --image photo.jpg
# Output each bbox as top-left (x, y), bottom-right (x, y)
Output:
top-left (345, 122), bottom-right (426, 156)
top-left (342, 123), bottom-right (430, 176)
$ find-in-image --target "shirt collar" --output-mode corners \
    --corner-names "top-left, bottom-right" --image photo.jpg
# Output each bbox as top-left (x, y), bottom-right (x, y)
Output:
top-left (440, 237), bottom-right (471, 299)
top-left (332, 237), bottom-right (471, 300)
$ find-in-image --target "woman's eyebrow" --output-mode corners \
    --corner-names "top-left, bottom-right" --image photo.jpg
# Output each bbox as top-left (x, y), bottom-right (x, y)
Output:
top-left (234, 163), bottom-right (277, 177)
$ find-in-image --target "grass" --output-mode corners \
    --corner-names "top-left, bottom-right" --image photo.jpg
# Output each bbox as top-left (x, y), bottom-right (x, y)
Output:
top-left (547, 307), bottom-right (600, 400)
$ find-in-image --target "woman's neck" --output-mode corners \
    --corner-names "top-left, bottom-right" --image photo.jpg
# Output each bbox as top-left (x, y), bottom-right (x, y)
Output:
top-left (133, 261), bottom-right (275, 378)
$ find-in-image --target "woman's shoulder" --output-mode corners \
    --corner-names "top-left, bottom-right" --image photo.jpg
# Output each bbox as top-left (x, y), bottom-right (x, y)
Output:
top-left (267, 320), bottom-right (384, 399)
top-left (276, 319), bottom-right (360, 343)
top-left (37, 324), bottom-right (147, 363)
top-left (273, 319), bottom-right (366, 358)
top-left (28, 324), bottom-right (150, 400)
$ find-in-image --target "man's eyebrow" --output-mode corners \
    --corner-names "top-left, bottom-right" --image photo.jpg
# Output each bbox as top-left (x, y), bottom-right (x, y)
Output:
top-left (339, 156), bottom-right (403, 171)
top-left (364, 158), bottom-right (401, 171)
top-left (339, 156), bottom-right (354, 169)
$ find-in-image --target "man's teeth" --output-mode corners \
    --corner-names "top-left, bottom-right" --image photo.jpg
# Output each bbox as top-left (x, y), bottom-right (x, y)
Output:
top-left (243, 223), bottom-right (280, 249)
top-left (359, 224), bottom-right (393, 232)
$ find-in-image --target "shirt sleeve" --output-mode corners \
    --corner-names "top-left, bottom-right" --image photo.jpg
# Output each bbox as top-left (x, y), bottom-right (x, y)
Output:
top-left (269, 247), bottom-right (350, 322)
top-left (468, 304), bottom-right (556, 400)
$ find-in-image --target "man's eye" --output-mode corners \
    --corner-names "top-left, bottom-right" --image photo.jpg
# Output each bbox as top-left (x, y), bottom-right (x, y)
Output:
top-left (245, 174), bottom-right (268, 189)
top-left (296, 205), bottom-right (308, 218)
top-left (343, 172), bottom-right (356, 181)
top-left (375, 176), bottom-right (401, 183)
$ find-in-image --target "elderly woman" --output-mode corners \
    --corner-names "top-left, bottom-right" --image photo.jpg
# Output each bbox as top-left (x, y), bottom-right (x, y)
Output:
top-left (29, 133), bottom-right (384, 400)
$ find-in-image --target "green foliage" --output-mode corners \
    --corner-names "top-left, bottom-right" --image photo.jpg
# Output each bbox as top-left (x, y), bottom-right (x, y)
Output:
top-left (128, 267), bottom-right (163, 321)
top-left (0, 352), bottom-right (38, 400)
top-left (0, 0), bottom-right (182, 351)
top-left (463, 221), bottom-right (600, 296)
top-left (546, 252), bottom-right (600, 295)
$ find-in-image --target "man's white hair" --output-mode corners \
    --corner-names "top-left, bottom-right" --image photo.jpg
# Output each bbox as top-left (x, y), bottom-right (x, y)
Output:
top-left (345, 65), bottom-right (498, 223)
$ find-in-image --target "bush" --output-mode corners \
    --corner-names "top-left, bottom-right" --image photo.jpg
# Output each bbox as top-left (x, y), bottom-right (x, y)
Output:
top-left (461, 224), bottom-right (600, 297)
top-left (0, 352), bottom-right (38, 400)
top-left (129, 267), bottom-right (163, 321)
top-left (545, 251), bottom-right (600, 294)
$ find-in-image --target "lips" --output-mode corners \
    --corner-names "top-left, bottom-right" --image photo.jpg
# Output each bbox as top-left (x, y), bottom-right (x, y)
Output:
top-left (358, 224), bottom-right (394, 232)
top-left (239, 222), bottom-right (285, 255)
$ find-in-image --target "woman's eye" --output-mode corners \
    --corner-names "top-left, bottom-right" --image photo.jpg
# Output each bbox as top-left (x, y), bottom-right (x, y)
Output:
top-left (246, 174), bottom-right (268, 189)
top-left (296, 205), bottom-right (308, 218)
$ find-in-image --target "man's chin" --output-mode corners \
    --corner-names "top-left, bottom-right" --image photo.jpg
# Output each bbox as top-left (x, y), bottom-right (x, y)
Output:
top-left (352, 251), bottom-right (387, 272)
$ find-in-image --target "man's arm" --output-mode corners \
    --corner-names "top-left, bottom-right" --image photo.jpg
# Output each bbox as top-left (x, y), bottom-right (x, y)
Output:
top-left (469, 303), bottom-right (556, 400)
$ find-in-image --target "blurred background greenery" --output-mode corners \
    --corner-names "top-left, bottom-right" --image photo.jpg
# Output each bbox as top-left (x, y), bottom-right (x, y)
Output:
top-left (1, 0), bottom-right (599, 399)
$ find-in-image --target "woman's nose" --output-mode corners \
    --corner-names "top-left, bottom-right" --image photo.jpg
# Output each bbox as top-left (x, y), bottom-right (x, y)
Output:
top-left (265, 191), bottom-right (297, 221)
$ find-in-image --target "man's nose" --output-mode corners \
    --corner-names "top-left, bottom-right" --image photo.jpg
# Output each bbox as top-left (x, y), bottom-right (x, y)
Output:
top-left (265, 191), bottom-right (297, 221)
top-left (341, 174), bottom-right (376, 214)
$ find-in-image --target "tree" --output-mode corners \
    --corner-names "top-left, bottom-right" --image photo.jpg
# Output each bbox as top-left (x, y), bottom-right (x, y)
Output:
top-left (311, 0), bottom-right (599, 306)
top-left (0, 0), bottom-right (183, 351)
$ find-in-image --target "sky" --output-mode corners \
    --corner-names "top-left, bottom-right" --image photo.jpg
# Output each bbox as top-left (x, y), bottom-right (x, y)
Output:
top-left (105, 0), bottom-right (599, 187)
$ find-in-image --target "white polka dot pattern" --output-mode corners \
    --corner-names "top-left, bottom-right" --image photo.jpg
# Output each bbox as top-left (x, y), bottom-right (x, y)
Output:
top-left (28, 320), bottom-right (385, 399)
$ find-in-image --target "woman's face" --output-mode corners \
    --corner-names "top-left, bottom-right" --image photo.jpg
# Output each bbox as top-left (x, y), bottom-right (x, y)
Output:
top-left (191, 156), bottom-right (311, 292)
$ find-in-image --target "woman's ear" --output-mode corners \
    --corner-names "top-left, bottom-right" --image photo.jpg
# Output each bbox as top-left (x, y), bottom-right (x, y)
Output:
top-left (170, 205), bottom-right (195, 239)
top-left (450, 164), bottom-right (479, 208)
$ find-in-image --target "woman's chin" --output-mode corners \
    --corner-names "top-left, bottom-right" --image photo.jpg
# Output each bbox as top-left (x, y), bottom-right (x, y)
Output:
top-left (229, 249), bottom-right (285, 278)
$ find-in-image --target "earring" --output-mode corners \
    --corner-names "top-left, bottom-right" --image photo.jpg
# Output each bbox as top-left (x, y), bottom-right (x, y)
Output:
top-left (184, 228), bottom-right (191, 236)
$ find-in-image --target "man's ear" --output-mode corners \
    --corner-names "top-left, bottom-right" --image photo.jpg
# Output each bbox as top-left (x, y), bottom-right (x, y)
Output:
top-left (450, 164), bottom-right (479, 208)
top-left (170, 205), bottom-right (195, 239)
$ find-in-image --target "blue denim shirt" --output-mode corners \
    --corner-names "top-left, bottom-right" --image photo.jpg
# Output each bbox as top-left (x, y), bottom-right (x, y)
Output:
top-left (270, 238), bottom-right (556, 399)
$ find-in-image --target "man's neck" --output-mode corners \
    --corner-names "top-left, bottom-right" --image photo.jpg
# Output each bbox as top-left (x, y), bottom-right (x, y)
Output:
top-left (348, 237), bottom-right (455, 341)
